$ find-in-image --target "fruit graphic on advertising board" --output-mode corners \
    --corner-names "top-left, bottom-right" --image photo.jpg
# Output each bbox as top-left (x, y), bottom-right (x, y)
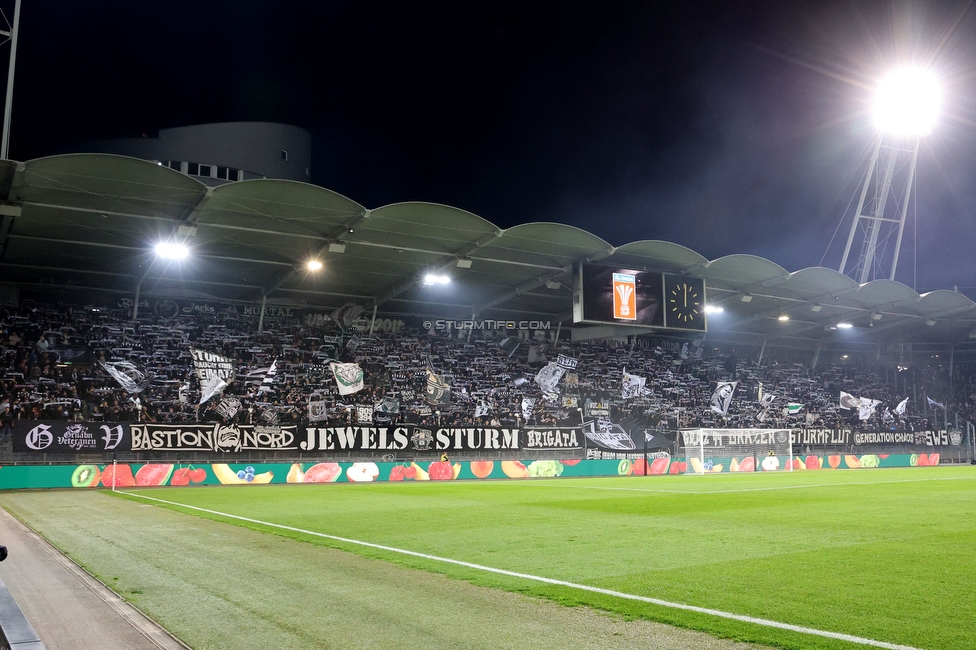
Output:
top-left (346, 462), bottom-right (379, 482)
top-left (171, 467), bottom-right (206, 486)
top-left (859, 455), bottom-right (880, 468)
top-left (844, 455), bottom-right (860, 469)
top-left (501, 460), bottom-right (528, 478)
top-left (650, 457), bottom-right (670, 474)
top-left (427, 461), bottom-right (454, 480)
top-left (527, 460), bottom-right (564, 477)
top-left (470, 460), bottom-right (494, 478)
top-left (135, 464), bottom-right (174, 487)
top-left (736, 456), bottom-right (755, 473)
top-left (928, 453), bottom-right (940, 465)
top-left (212, 464), bottom-right (273, 485)
top-left (827, 455), bottom-right (841, 469)
top-left (760, 456), bottom-right (779, 472)
top-left (617, 459), bottom-right (633, 475)
top-left (303, 463), bottom-right (342, 483)
top-left (100, 464), bottom-right (135, 488)
top-left (805, 456), bottom-right (822, 470)
top-left (70, 465), bottom-right (100, 488)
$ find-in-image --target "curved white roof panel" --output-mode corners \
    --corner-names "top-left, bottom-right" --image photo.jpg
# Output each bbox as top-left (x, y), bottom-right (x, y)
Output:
top-left (0, 154), bottom-right (972, 343)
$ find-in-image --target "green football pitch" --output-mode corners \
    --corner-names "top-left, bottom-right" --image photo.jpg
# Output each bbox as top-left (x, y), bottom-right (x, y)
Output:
top-left (3, 466), bottom-right (974, 650)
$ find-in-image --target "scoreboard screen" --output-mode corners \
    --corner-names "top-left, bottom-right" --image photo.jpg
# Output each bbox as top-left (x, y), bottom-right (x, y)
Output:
top-left (573, 264), bottom-right (707, 332)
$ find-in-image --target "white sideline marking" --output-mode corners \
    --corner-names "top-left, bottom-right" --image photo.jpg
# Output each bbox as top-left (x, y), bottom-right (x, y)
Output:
top-left (123, 491), bottom-right (924, 650)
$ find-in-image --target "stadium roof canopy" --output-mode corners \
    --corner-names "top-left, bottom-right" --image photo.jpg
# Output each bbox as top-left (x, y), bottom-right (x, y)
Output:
top-left (1, 154), bottom-right (975, 349)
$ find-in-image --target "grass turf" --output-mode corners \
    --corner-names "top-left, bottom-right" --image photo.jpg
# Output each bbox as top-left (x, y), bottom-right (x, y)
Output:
top-left (99, 465), bottom-right (976, 650)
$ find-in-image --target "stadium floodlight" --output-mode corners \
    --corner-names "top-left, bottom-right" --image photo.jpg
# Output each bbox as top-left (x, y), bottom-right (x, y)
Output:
top-left (836, 322), bottom-right (853, 329)
top-left (154, 241), bottom-right (189, 260)
top-left (703, 305), bottom-right (723, 314)
top-left (873, 68), bottom-right (940, 136)
top-left (423, 274), bottom-right (450, 286)
top-left (306, 260), bottom-right (323, 271)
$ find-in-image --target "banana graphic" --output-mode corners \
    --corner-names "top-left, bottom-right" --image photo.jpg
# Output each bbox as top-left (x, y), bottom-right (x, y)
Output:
top-left (410, 462), bottom-right (429, 480)
top-left (689, 457), bottom-right (704, 474)
top-left (211, 464), bottom-right (274, 485)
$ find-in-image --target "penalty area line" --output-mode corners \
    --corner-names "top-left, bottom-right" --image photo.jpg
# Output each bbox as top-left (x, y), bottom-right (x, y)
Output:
top-left (122, 491), bottom-right (922, 650)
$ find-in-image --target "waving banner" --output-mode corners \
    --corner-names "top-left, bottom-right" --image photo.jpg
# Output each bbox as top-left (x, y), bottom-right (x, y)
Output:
top-left (330, 362), bottom-right (364, 396)
top-left (99, 361), bottom-right (153, 394)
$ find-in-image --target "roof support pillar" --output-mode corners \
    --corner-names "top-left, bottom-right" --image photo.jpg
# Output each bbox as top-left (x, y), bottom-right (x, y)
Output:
top-left (367, 303), bottom-right (378, 336)
top-left (810, 338), bottom-right (822, 370)
top-left (132, 280), bottom-right (142, 320)
top-left (257, 294), bottom-right (267, 332)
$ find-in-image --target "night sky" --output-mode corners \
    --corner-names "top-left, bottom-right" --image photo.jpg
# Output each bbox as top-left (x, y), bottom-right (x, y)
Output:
top-left (6, 0), bottom-right (976, 296)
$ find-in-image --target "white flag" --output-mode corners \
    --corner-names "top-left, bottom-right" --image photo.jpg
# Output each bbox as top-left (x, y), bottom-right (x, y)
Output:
top-left (330, 362), bottom-right (364, 396)
top-left (709, 381), bottom-right (737, 416)
top-left (839, 391), bottom-right (861, 410)
top-left (894, 397), bottom-right (909, 416)
top-left (926, 396), bottom-right (946, 411)
top-left (257, 359), bottom-right (278, 394)
top-left (621, 370), bottom-right (646, 399)
top-left (858, 399), bottom-right (881, 421)
top-left (521, 397), bottom-right (536, 420)
top-left (535, 362), bottom-right (566, 394)
top-left (474, 400), bottom-right (492, 418)
top-left (199, 375), bottom-right (228, 405)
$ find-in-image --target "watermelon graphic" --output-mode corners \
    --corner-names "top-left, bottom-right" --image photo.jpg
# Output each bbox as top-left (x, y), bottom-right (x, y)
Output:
top-left (100, 464), bottom-right (135, 487)
top-left (135, 464), bottom-right (174, 486)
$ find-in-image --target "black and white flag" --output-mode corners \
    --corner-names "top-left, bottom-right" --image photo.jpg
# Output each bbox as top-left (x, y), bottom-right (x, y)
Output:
top-left (215, 397), bottom-right (242, 421)
top-left (99, 361), bottom-right (153, 394)
top-left (191, 349), bottom-right (236, 386)
top-left (535, 362), bottom-right (566, 394)
top-left (498, 337), bottom-right (521, 357)
top-left (332, 303), bottom-right (365, 330)
top-left (308, 400), bottom-right (329, 422)
top-left (528, 344), bottom-right (548, 364)
top-left (474, 400), bottom-right (492, 418)
top-left (556, 354), bottom-right (578, 369)
top-left (521, 397), bottom-right (536, 420)
top-left (257, 359), bottom-right (278, 394)
top-left (356, 404), bottom-right (374, 423)
top-left (621, 370), bottom-right (646, 399)
top-left (374, 396), bottom-right (400, 414)
top-left (426, 369), bottom-right (451, 405)
top-left (709, 381), bottom-right (738, 416)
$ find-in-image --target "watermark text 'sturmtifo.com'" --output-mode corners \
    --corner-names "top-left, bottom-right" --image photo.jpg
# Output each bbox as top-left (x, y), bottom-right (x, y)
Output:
top-left (424, 319), bottom-right (552, 331)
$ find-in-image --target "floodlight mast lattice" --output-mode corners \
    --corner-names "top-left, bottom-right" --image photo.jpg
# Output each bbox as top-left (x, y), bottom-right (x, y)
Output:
top-left (0, 0), bottom-right (20, 160)
top-left (838, 68), bottom-right (938, 285)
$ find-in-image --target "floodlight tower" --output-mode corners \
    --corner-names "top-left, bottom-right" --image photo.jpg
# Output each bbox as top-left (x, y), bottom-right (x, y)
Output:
top-left (838, 68), bottom-right (939, 284)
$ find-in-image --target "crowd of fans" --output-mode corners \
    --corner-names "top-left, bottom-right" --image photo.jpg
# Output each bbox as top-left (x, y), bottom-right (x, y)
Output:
top-left (1, 302), bottom-right (973, 437)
